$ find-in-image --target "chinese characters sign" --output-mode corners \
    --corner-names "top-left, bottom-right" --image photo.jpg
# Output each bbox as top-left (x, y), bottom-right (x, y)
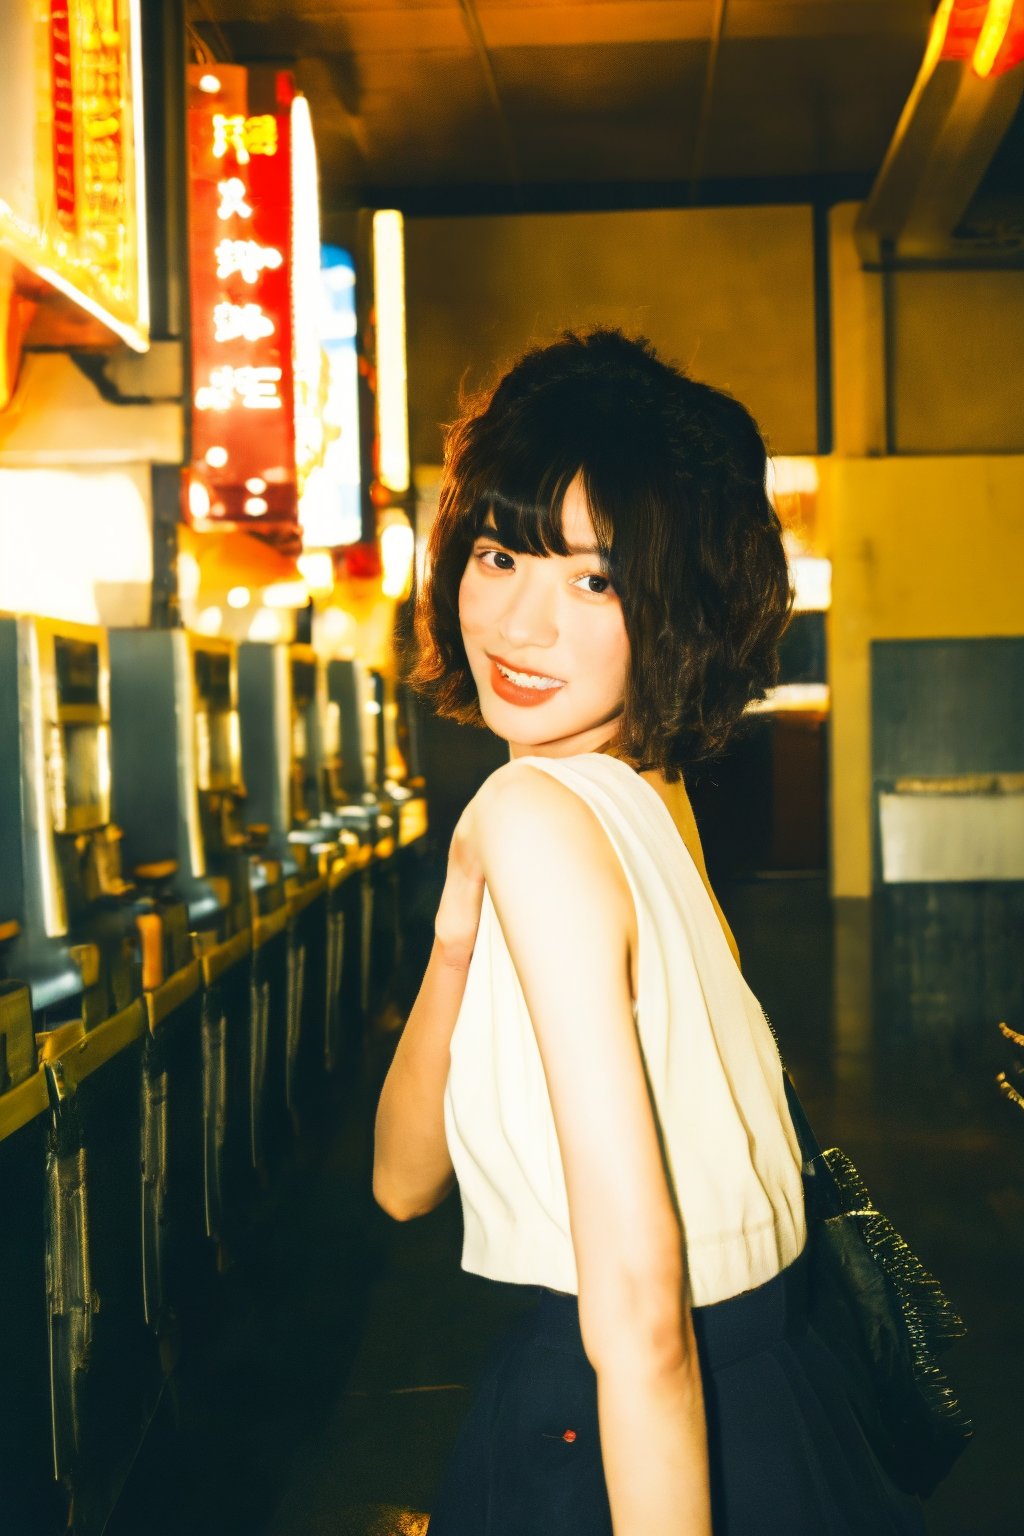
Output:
top-left (187, 64), bottom-right (297, 529)
top-left (0, 0), bottom-right (147, 353)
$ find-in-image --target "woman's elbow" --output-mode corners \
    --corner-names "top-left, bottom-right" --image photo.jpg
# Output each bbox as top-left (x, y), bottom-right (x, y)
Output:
top-left (580, 1254), bottom-right (694, 1378)
top-left (371, 1167), bottom-right (453, 1222)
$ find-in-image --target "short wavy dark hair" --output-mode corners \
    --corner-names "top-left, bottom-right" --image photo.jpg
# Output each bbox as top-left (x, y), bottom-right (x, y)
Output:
top-left (407, 328), bottom-right (793, 781)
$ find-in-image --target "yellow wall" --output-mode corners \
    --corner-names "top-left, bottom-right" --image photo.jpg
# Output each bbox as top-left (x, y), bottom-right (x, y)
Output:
top-left (828, 202), bottom-right (1024, 894)
top-left (406, 204), bottom-right (819, 463)
top-left (828, 455), bottom-right (1024, 897)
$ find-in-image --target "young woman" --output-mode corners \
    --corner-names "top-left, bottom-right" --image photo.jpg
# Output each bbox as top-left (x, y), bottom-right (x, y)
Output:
top-left (373, 330), bottom-right (926, 1535)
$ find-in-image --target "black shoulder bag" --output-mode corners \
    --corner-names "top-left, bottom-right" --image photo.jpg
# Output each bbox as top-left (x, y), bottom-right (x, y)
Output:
top-left (778, 1056), bottom-right (973, 1498)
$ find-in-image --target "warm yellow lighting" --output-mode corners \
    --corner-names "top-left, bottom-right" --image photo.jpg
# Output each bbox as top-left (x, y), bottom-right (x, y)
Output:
top-left (245, 476), bottom-right (267, 495)
top-left (313, 605), bottom-right (358, 657)
top-left (0, 0), bottom-right (150, 353)
top-left (747, 683), bottom-right (830, 715)
top-left (188, 478), bottom-right (211, 519)
top-left (248, 608), bottom-right (285, 642)
top-left (790, 557), bottom-right (832, 613)
top-left (974, 0), bottom-right (1015, 76)
top-left (380, 510), bottom-right (415, 599)
top-left (0, 468), bottom-right (152, 624)
top-left (227, 586), bottom-right (251, 609)
top-left (244, 495), bottom-right (269, 517)
top-left (373, 209), bottom-right (410, 494)
top-left (263, 580), bottom-right (310, 609)
top-left (767, 457), bottom-right (819, 500)
top-left (297, 550), bottom-right (335, 597)
top-left (199, 73), bottom-right (222, 94)
top-left (291, 94), bottom-right (326, 503)
top-left (195, 605), bottom-right (223, 635)
top-left (97, 725), bottom-right (112, 807)
top-left (177, 552), bottom-right (201, 602)
top-left (205, 445), bottom-right (229, 469)
top-left (922, 0), bottom-right (956, 74)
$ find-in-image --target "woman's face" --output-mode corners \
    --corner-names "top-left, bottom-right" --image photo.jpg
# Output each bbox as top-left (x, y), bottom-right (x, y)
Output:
top-left (458, 473), bottom-right (630, 759)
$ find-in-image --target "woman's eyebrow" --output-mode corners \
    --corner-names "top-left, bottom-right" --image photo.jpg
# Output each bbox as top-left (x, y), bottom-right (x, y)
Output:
top-left (474, 525), bottom-right (605, 560)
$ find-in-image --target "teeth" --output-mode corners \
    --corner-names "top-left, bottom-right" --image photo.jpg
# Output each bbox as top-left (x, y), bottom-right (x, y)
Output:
top-left (495, 661), bottom-right (564, 690)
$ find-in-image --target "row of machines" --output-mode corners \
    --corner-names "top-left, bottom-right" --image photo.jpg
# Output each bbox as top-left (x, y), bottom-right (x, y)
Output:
top-left (0, 615), bottom-right (428, 1536)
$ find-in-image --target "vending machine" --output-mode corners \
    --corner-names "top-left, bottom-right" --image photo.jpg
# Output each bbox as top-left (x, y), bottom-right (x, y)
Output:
top-left (108, 630), bottom-right (271, 1254)
top-left (0, 615), bottom-right (160, 1524)
top-left (237, 642), bottom-right (366, 1119)
top-left (0, 617), bottom-right (142, 1029)
top-left (108, 630), bottom-right (263, 939)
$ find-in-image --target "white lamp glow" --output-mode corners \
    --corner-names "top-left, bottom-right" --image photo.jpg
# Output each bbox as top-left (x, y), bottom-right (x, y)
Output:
top-left (373, 210), bottom-right (410, 494)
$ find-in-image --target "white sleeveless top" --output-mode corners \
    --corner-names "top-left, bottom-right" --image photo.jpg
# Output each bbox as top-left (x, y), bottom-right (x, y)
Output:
top-left (443, 751), bottom-right (807, 1309)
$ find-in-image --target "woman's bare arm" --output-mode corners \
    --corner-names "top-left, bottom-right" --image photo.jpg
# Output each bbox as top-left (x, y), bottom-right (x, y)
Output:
top-left (373, 804), bottom-right (485, 1221)
top-left (477, 763), bottom-right (713, 1536)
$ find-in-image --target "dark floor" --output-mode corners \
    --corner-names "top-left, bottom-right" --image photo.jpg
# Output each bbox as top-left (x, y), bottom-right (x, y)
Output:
top-left (109, 862), bottom-right (1024, 1536)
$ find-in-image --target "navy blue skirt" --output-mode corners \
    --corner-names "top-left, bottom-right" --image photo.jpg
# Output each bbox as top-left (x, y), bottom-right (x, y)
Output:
top-left (428, 1251), bottom-right (928, 1535)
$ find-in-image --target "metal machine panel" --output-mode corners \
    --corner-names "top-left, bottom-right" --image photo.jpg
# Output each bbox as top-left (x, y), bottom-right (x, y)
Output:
top-left (109, 629), bottom-right (250, 936)
top-left (0, 615), bottom-right (140, 1025)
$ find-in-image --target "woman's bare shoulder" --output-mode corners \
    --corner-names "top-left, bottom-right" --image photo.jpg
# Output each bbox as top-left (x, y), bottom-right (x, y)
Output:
top-left (474, 759), bottom-right (632, 901)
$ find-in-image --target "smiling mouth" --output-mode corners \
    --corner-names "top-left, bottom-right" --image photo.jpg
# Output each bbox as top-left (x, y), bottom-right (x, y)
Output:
top-left (490, 656), bottom-right (566, 690)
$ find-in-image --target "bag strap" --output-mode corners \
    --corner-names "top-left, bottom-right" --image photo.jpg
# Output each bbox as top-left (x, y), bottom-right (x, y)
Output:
top-left (781, 1068), bottom-right (825, 1166)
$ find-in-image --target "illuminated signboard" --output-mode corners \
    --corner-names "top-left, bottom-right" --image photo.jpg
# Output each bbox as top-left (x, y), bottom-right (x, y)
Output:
top-left (297, 246), bottom-right (362, 548)
top-left (0, 0), bottom-right (149, 351)
top-left (187, 64), bottom-right (297, 530)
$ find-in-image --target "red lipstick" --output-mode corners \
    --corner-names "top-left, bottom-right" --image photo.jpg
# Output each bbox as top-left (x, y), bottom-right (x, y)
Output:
top-left (487, 656), bottom-right (566, 708)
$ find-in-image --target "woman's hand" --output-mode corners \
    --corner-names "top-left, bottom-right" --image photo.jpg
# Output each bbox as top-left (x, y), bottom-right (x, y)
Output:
top-left (433, 795), bottom-right (486, 971)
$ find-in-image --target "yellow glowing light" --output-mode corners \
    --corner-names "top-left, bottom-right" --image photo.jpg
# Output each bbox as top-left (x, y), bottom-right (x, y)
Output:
top-left (205, 445), bottom-right (229, 469)
top-left (245, 476), bottom-right (267, 495)
top-left (974, 0), bottom-right (1015, 76)
top-left (297, 550), bottom-right (334, 597)
top-left (790, 557), bottom-right (832, 613)
top-left (189, 478), bottom-right (211, 519)
top-left (177, 552), bottom-right (201, 602)
top-left (97, 725), bottom-right (112, 808)
top-left (314, 605), bottom-right (358, 658)
top-left (195, 605), bottom-right (223, 635)
top-left (244, 495), bottom-right (269, 517)
top-left (212, 113), bottom-right (279, 166)
top-left (0, 0), bottom-right (151, 352)
top-left (263, 580), bottom-right (310, 609)
top-left (767, 457), bottom-right (819, 500)
top-left (380, 510), bottom-right (415, 599)
top-left (248, 609), bottom-right (284, 642)
top-left (199, 74), bottom-right (222, 94)
top-left (373, 210), bottom-right (410, 494)
top-left (922, 0), bottom-right (956, 74)
top-left (291, 93), bottom-right (327, 507)
top-left (227, 586), bottom-right (251, 609)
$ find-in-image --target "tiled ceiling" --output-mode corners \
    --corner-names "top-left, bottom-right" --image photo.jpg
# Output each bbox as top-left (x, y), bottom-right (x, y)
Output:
top-left (188, 0), bottom-right (935, 213)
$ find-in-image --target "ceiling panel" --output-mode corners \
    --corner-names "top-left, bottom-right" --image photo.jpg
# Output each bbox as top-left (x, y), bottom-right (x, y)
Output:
top-left (493, 43), bottom-right (708, 184)
top-left (705, 36), bottom-right (927, 180)
top-left (193, 0), bottom-right (935, 209)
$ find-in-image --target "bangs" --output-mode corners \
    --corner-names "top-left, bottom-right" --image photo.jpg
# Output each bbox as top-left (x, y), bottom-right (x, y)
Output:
top-left (464, 447), bottom-right (616, 564)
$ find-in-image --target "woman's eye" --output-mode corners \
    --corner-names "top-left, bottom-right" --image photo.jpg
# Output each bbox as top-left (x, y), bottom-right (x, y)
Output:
top-left (572, 573), bottom-right (613, 596)
top-left (476, 549), bottom-right (514, 571)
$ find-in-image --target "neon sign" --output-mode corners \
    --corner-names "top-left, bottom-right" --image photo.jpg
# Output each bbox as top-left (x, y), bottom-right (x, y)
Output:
top-left (187, 64), bottom-right (297, 529)
top-left (0, 0), bottom-right (148, 354)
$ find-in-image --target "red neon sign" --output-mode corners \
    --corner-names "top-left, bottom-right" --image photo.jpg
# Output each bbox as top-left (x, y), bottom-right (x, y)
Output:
top-left (940, 0), bottom-right (1024, 76)
top-left (49, 4), bottom-right (76, 227)
top-left (187, 64), bottom-right (298, 530)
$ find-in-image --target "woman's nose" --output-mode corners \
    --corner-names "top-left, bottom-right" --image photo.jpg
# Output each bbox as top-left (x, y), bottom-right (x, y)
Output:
top-left (497, 568), bottom-right (558, 649)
